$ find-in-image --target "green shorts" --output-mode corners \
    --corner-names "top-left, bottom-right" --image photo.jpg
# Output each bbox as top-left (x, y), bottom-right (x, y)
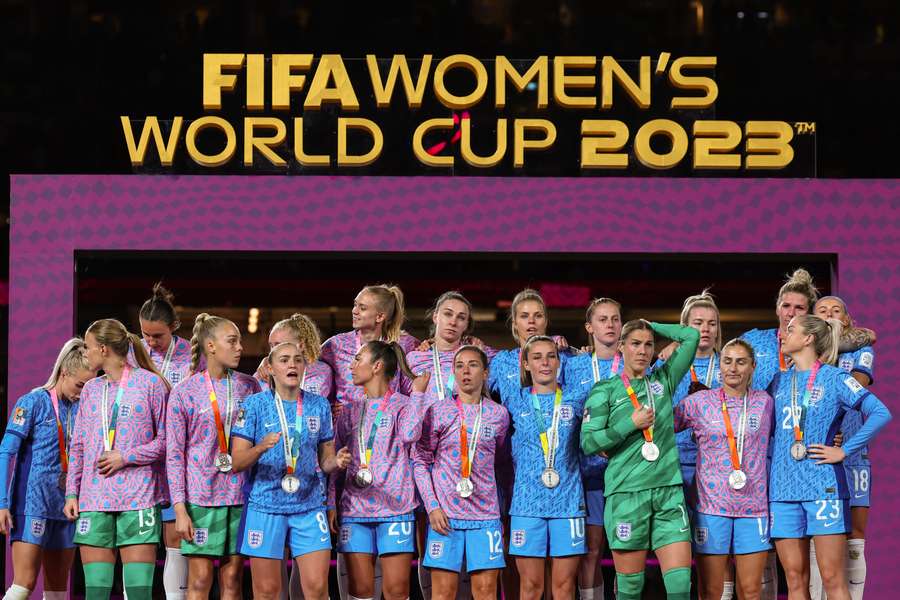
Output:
top-left (605, 485), bottom-right (690, 551)
top-left (74, 507), bottom-right (162, 548)
top-left (181, 504), bottom-right (243, 557)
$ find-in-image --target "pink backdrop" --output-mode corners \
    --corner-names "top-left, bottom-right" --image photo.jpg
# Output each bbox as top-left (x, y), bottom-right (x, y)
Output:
top-left (7, 175), bottom-right (899, 594)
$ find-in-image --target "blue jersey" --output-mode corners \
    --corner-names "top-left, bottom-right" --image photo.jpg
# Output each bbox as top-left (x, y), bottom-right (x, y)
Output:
top-left (0, 389), bottom-right (78, 519)
top-left (504, 386), bottom-right (586, 518)
top-left (654, 354), bottom-right (723, 466)
top-left (563, 353), bottom-right (624, 490)
top-left (232, 390), bottom-right (333, 515)
top-left (741, 328), bottom-right (783, 392)
top-left (770, 364), bottom-right (877, 501)
top-left (837, 346), bottom-right (875, 467)
top-left (488, 347), bottom-right (570, 402)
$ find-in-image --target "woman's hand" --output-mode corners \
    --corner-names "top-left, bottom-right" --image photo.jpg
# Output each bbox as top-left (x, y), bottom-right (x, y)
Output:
top-left (808, 444), bottom-right (845, 465)
top-left (97, 450), bottom-right (126, 476)
top-left (64, 498), bottom-right (80, 521)
top-left (428, 508), bottom-right (451, 536)
top-left (328, 509), bottom-right (338, 534)
top-left (412, 371), bottom-right (432, 394)
top-left (257, 432), bottom-right (282, 453)
top-left (631, 405), bottom-right (655, 430)
top-left (657, 342), bottom-right (678, 362)
top-left (334, 446), bottom-right (352, 470)
top-left (416, 339), bottom-right (434, 352)
top-left (0, 509), bottom-right (13, 535)
top-left (174, 504), bottom-right (194, 542)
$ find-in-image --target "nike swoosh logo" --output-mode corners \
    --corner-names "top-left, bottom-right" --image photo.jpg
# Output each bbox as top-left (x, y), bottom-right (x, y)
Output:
top-left (397, 538), bottom-right (410, 544)
top-left (679, 526), bottom-right (690, 533)
top-left (520, 412), bottom-right (531, 417)
top-left (580, 379), bottom-right (591, 385)
top-left (264, 422), bottom-right (276, 428)
top-left (139, 528), bottom-right (154, 536)
top-left (823, 521), bottom-right (838, 528)
top-left (320, 535), bottom-right (329, 542)
top-left (854, 493), bottom-right (866, 498)
top-left (198, 407), bottom-right (211, 414)
top-left (489, 553), bottom-right (502, 560)
top-left (572, 539), bottom-right (584, 547)
top-left (507, 374), bottom-right (517, 379)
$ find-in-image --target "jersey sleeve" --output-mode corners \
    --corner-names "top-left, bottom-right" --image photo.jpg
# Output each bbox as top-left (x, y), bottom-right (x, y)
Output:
top-left (0, 393), bottom-right (35, 509)
top-left (4, 391), bottom-right (39, 441)
top-left (581, 381), bottom-right (635, 455)
top-left (650, 323), bottom-right (700, 396)
top-left (399, 392), bottom-right (430, 444)
top-left (318, 399), bottom-right (334, 443)
top-left (852, 347), bottom-right (875, 382)
top-left (165, 386), bottom-right (189, 506)
top-left (231, 394), bottom-right (259, 444)
top-left (673, 392), bottom-right (698, 433)
top-left (840, 384), bottom-right (891, 458)
top-left (123, 375), bottom-right (168, 466)
top-left (320, 337), bottom-right (337, 370)
top-left (66, 385), bottom-right (92, 498)
top-left (411, 409), bottom-right (441, 514)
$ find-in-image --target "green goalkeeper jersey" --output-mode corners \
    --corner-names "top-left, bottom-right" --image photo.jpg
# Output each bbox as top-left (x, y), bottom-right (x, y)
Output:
top-left (580, 322), bottom-right (700, 495)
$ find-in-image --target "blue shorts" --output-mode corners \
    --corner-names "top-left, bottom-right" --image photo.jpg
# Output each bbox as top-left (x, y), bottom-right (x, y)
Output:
top-left (161, 505), bottom-right (176, 522)
top-left (770, 500), bottom-right (851, 538)
top-left (680, 464), bottom-right (698, 511)
top-left (10, 515), bottom-right (74, 550)
top-left (508, 515), bottom-right (586, 558)
top-left (238, 507), bottom-right (331, 559)
top-left (585, 490), bottom-right (605, 527)
top-left (692, 513), bottom-right (771, 555)
top-left (423, 523), bottom-right (506, 572)
top-left (338, 519), bottom-right (416, 556)
top-left (845, 465), bottom-right (871, 508)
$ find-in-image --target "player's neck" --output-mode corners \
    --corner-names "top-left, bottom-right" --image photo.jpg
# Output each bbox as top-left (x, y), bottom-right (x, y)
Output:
top-left (695, 346), bottom-right (715, 358)
top-left (433, 335), bottom-right (460, 352)
top-left (458, 389), bottom-right (481, 404)
top-left (593, 341), bottom-right (617, 360)
top-left (103, 358), bottom-right (127, 382)
top-left (206, 360), bottom-right (227, 380)
top-left (364, 378), bottom-right (389, 399)
top-left (275, 383), bottom-right (300, 401)
top-left (532, 380), bottom-right (557, 394)
top-left (623, 364), bottom-right (645, 379)
top-left (791, 350), bottom-right (818, 371)
top-left (358, 327), bottom-right (381, 343)
top-left (53, 381), bottom-right (69, 402)
top-left (723, 382), bottom-right (748, 398)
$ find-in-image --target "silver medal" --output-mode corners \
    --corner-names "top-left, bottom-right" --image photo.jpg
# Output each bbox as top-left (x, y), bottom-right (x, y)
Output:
top-left (281, 474), bottom-right (300, 494)
top-left (728, 469), bottom-right (747, 490)
top-left (456, 477), bottom-right (474, 498)
top-left (790, 441), bottom-right (807, 461)
top-left (354, 468), bottom-right (374, 488)
top-left (215, 452), bottom-right (233, 473)
top-left (641, 441), bottom-right (660, 462)
top-left (541, 467), bottom-right (560, 489)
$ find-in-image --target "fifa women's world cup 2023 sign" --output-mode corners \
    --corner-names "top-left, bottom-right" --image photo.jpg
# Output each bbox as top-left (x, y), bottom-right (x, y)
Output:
top-left (121, 54), bottom-right (816, 176)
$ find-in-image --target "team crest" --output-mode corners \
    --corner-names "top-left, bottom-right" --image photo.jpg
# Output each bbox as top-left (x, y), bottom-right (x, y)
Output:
top-left (119, 404), bottom-right (132, 418)
top-left (168, 371), bottom-right (182, 385)
top-left (808, 387), bottom-right (824, 406)
top-left (559, 405), bottom-right (574, 422)
top-left (839, 358), bottom-right (854, 372)
top-left (482, 424), bottom-right (495, 439)
top-left (193, 528), bottom-right (209, 546)
top-left (859, 352), bottom-right (873, 369)
top-left (12, 407), bottom-right (26, 426)
top-left (306, 416), bottom-right (320, 434)
top-left (429, 541), bottom-right (444, 558)
top-left (748, 413), bottom-right (761, 432)
top-left (843, 377), bottom-right (864, 394)
top-left (694, 527), bottom-right (709, 545)
top-left (511, 529), bottom-right (526, 547)
top-left (30, 518), bottom-right (45, 537)
top-left (77, 518), bottom-right (91, 535)
top-left (379, 415), bottom-right (392, 428)
top-left (247, 530), bottom-right (264, 549)
top-left (615, 522), bottom-right (632, 541)
top-left (650, 382), bottom-right (664, 396)
top-left (307, 383), bottom-right (319, 393)
top-left (340, 525), bottom-right (352, 545)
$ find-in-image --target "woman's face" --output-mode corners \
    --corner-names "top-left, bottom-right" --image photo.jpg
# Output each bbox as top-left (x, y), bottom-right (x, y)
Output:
top-left (269, 344), bottom-right (306, 389)
top-left (433, 299), bottom-right (471, 345)
top-left (687, 306), bottom-right (719, 354)
top-left (619, 328), bottom-right (655, 373)
top-left (814, 298), bottom-right (850, 328)
top-left (523, 340), bottom-right (559, 387)
top-left (58, 367), bottom-right (96, 401)
top-left (352, 291), bottom-right (384, 332)
top-left (514, 300), bottom-right (548, 343)
top-left (206, 323), bottom-right (243, 369)
top-left (83, 332), bottom-right (106, 371)
top-left (586, 303), bottom-right (622, 348)
top-left (776, 292), bottom-right (809, 332)
top-left (350, 347), bottom-right (381, 386)
top-left (720, 345), bottom-right (754, 391)
top-left (781, 317), bottom-right (811, 355)
top-left (454, 349), bottom-right (487, 396)
top-left (139, 318), bottom-right (175, 354)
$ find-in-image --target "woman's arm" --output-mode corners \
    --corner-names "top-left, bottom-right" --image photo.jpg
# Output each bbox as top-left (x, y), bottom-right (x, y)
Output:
top-left (650, 323), bottom-right (700, 392)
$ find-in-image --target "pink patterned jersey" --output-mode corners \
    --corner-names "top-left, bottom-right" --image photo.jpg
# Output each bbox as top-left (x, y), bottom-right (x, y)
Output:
top-left (674, 388), bottom-right (773, 517)
top-left (406, 345), bottom-right (499, 400)
top-left (127, 336), bottom-right (194, 386)
top-left (166, 370), bottom-right (261, 507)
top-left (67, 368), bottom-right (168, 512)
top-left (320, 331), bottom-right (419, 405)
top-left (412, 396), bottom-right (509, 522)
top-left (257, 359), bottom-right (334, 401)
top-left (330, 390), bottom-right (429, 520)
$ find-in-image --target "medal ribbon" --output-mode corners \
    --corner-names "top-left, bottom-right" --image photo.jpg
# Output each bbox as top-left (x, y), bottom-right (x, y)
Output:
top-left (49, 389), bottom-right (72, 472)
top-left (357, 392), bottom-right (392, 468)
top-left (101, 367), bottom-right (130, 451)
top-left (529, 388), bottom-right (562, 471)
top-left (455, 397), bottom-right (483, 480)
top-left (591, 353), bottom-right (622, 384)
top-left (432, 346), bottom-right (455, 401)
top-left (777, 331), bottom-right (788, 372)
top-left (690, 353), bottom-right (717, 387)
top-left (204, 370), bottom-right (234, 455)
top-left (274, 390), bottom-right (303, 475)
top-left (789, 361), bottom-right (821, 443)
top-left (160, 337), bottom-right (177, 379)
top-left (720, 389), bottom-right (748, 471)
top-left (620, 373), bottom-right (654, 443)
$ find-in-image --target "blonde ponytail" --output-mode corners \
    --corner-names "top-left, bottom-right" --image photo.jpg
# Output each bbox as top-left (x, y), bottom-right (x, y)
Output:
top-left (86, 319), bottom-right (169, 390)
top-left (795, 314), bottom-right (842, 365)
top-left (42, 338), bottom-right (91, 390)
top-left (777, 268), bottom-right (819, 310)
top-left (361, 284), bottom-right (407, 343)
top-left (190, 313), bottom-right (233, 374)
top-left (270, 313), bottom-right (322, 362)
